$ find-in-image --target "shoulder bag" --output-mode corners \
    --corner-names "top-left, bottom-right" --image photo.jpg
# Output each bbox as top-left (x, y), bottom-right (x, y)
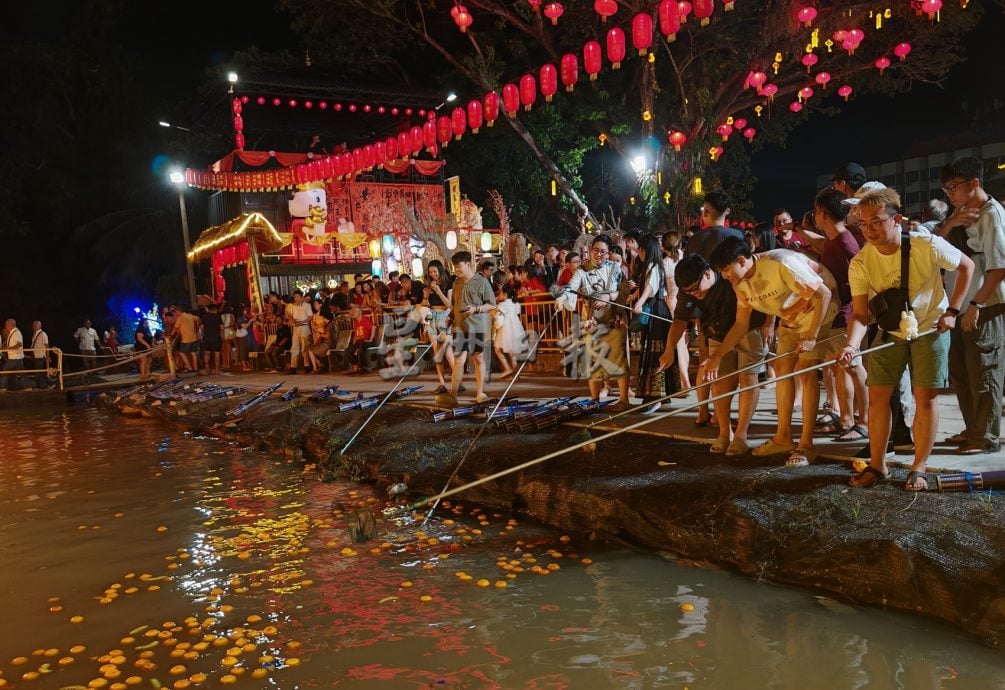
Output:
top-left (868, 232), bottom-right (911, 332)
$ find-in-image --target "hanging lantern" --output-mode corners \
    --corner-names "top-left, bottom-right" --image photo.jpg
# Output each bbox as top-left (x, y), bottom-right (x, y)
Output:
top-left (453, 4), bottom-right (473, 32)
top-left (543, 2), bottom-right (564, 25)
top-left (480, 231), bottom-right (492, 252)
top-left (560, 53), bottom-right (579, 92)
top-left (716, 123), bottom-right (733, 141)
top-left (733, 118), bottom-right (747, 130)
top-left (540, 64), bottom-right (558, 102)
top-left (693, 0), bottom-right (714, 26)
top-left (668, 130), bottom-right (687, 152)
top-left (382, 234), bottom-right (395, 254)
top-left (319, 101), bottom-right (328, 110)
top-left (363, 144), bottom-right (375, 169)
top-left (710, 146), bottom-right (724, 161)
top-left (467, 99), bottom-right (483, 133)
top-left (796, 6), bottom-right (817, 27)
top-left (410, 126), bottom-right (424, 154)
top-left (606, 28), bottom-right (626, 70)
top-left (760, 84), bottom-right (778, 99)
top-left (519, 74), bottom-right (537, 111)
top-left (677, 1), bottom-right (692, 23)
top-left (747, 71), bottom-right (767, 90)
top-left (502, 83), bottom-right (520, 116)
top-left (789, 101), bottom-right (804, 112)
top-left (411, 257), bottom-right (424, 279)
top-left (437, 115), bottom-right (452, 146)
top-left (874, 56), bottom-right (891, 74)
top-left (742, 127), bottom-right (756, 142)
top-left (814, 71), bottom-right (831, 88)
top-left (847, 28), bottom-right (864, 44)
top-left (352, 148), bottom-right (363, 172)
top-left (304, 100), bottom-right (314, 109)
top-left (446, 230), bottom-right (458, 250)
top-left (235, 133), bottom-right (245, 150)
top-left (801, 53), bottom-right (818, 72)
top-left (423, 119), bottom-right (437, 150)
top-left (231, 97), bottom-right (242, 115)
top-left (658, 0), bottom-right (681, 41)
top-left (483, 91), bottom-right (499, 127)
top-left (395, 133), bottom-right (408, 159)
top-left (920, 0), bottom-right (942, 19)
top-left (584, 41), bottom-right (603, 80)
top-left (322, 156), bottom-right (335, 178)
top-left (594, 0), bottom-right (617, 22)
top-left (893, 42), bottom-right (912, 60)
top-left (451, 107), bottom-right (467, 140)
top-left (368, 239), bottom-right (381, 259)
top-left (371, 142), bottom-right (384, 168)
top-left (837, 84), bottom-right (853, 101)
top-left (798, 86), bottom-right (814, 101)
top-left (371, 259), bottom-right (383, 278)
top-left (632, 13), bottom-right (653, 55)
top-left (257, 96), bottom-right (266, 105)
top-left (272, 97), bottom-right (282, 106)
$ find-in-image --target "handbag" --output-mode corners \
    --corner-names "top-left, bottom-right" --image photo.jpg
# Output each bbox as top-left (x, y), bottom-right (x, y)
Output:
top-left (868, 232), bottom-right (911, 332)
top-left (628, 303), bottom-right (652, 333)
top-left (628, 263), bottom-right (669, 337)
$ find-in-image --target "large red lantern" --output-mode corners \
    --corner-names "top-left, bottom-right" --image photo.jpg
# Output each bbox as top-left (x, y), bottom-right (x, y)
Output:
top-left (502, 83), bottom-right (519, 117)
top-left (423, 120), bottom-right (437, 150)
top-left (396, 132), bottom-right (409, 159)
top-left (363, 145), bottom-right (375, 169)
top-left (437, 115), bottom-right (452, 146)
top-left (594, 0), bottom-right (617, 22)
top-left (374, 142), bottom-right (386, 168)
top-left (606, 28), bottom-right (625, 70)
top-left (483, 91), bottom-right (499, 126)
top-left (733, 118), bottom-right (747, 130)
top-left (919, 0), bottom-right (941, 20)
top-left (658, 0), bottom-right (681, 41)
top-left (668, 130), bottom-right (687, 152)
top-left (801, 53), bottom-right (818, 72)
top-left (452, 4), bottom-right (473, 32)
top-left (544, 2), bottom-right (563, 24)
top-left (467, 99), bottom-right (483, 133)
top-left (742, 127), bottom-right (756, 142)
top-left (815, 71), bottom-right (831, 88)
top-left (693, 0), bottom-right (714, 26)
top-left (789, 101), bottom-right (804, 113)
top-left (540, 64), bottom-right (558, 102)
top-left (410, 126), bottom-right (424, 154)
top-left (519, 74), bottom-right (537, 111)
top-left (893, 42), bottom-right (911, 60)
top-left (632, 13), bottom-right (653, 55)
top-left (747, 71), bottom-right (767, 90)
top-left (798, 86), bottom-right (814, 101)
top-left (875, 56), bottom-right (891, 74)
top-left (322, 156), bottom-right (335, 178)
top-left (560, 53), bottom-right (579, 92)
top-left (584, 41), bottom-right (602, 80)
top-left (451, 107), bottom-right (467, 140)
top-left (797, 6), bottom-right (817, 27)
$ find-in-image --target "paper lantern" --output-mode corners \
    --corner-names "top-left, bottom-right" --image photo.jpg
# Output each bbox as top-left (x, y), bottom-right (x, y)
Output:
top-left (759, 84), bottom-right (778, 99)
top-left (451, 107), bottom-right (467, 140)
top-left (393, 133), bottom-right (406, 160)
top-left (710, 146), bottom-right (723, 161)
top-left (540, 64), bottom-right (558, 102)
top-left (543, 2), bottom-right (564, 25)
top-left (480, 232), bottom-right (492, 252)
top-left (693, 0), bottom-right (714, 26)
top-left (837, 84), bottom-right (853, 101)
top-left (411, 257), bottom-right (424, 279)
top-left (894, 42), bottom-right (912, 60)
top-left (483, 92), bottom-right (499, 128)
top-left (382, 234), bottom-right (395, 254)
top-left (606, 28), bottom-right (625, 70)
top-left (798, 86), bottom-right (814, 101)
top-left (322, 156), bottom-right (335, 178)
top-left (742, 127), bottom-right (756, 142)
top-left (502, 83), bottom-right (519, 116)
top-left (874, 56), bottom-right (891, 74)
top-left (801, 53), bottom-right (819, 72)
top-left (410, 126), bottom-right (423, 154)
top-left (423, 120), bottom-right (437, 150)
top-left (467, 99), bottom-right (483, 133)
top-left (256, 96), bottom-right (265, 105)
top-left (363, 145), bottom-right (375, 169)
top-left (319, 101), bottom-right (328, 110)
top-left (371, 259), bottom-right (382, 278)
top-left (368, 239), bottom-right (381, 259)
top-left (747, 71), bottom-right (767, 90)
top-left (304, 100), bottom-right (313, 110)
top-left (437, 115), bottom-right (452, 146)
top-left (815, 71), bottom-right (831, 88)
top-left (677, 1), bottom-right (692, 23)
top-left (446, 230), bottom-right (458, 250)
top-left (370, 143), bottom-right (383, 168)
top-left (789, 101), bottom-right (804, 112)
top-left (797, 6), bottom-right (817, 27)
top-left (453, 4), bottom-right (473, 32)
top-left (594, 0), bottom-right (617, 22)
top-left (733, 118), bottom-right (747, 130)
top-left (560, 53), bottom-right (579, 92)
top-left (272, 97), bottom-right (281, 106)
top-left (716, 124), bottom-right (733, 141)
top-left (920, 0), bottom-right (941, 19)
top-left (519, 74), bottom-right (537, 111)
top-left (235, 133), bottom-right (245, 150)
top-left (231, 98), bottom-right (242, 115)
top-left (584, 41), bottom-right (603, 80)
top-left (668, 130), bottom-right (687, 152)
top-left (848, 28), bottom-right (864, 43)
top-left (658, 0), bottom-right (681, 40)
top-left (632, 13), bottom-right (653, 55)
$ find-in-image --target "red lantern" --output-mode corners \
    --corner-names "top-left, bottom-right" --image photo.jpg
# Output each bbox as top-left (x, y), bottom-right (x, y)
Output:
top-left (747, 72), bottom-right (767, 90)
top-left (893, 42), bottom-right (911, 60)
top-left (437, 115), bottom-right (452, 146)
top-left (519, 74), bottom-right (537, 111)
top-left (288, 99), bottom-right (297, 108)
top-left (304, 100), bottom-right (313, 109)
top-left (453, 4), bottom-right (473, 32)
top-left (789, 101), bottom-right (804, 113)
top-left (815, 71), bottom-right (831, 88)
top-left (742, 127), bottom-right (756, 142)
top-left (232, 98), bottom-right (242, 115)
top-left (733, 118), bottom-right (747, 130)
top-left (272, 97), bottom-right (281, 106)
top-left (710, 146), bottom-right (724, 161)
top-left (632, 13), bottom-right (653, 55)
top-left (920, 0), bottom-right (941, 19)
top-left (319, 101), bottom-right (328, 110)
top-left (677, 1), bottom-right (692, 23)
top-left (796, 6), bottom-right (816, 27)
top-left (759, 84), bottom-right (778, 99)
top-left (411, 126), bottom-right (424, 154)
top-left (658, 0), bottom-right (681, 41)
top-left (349, 104), bottom-right (357, 112)
top-left (502, 83), bottom-right (520, 116)
top-left (668, 130), bottom-right (687, 152)
top-left (528, 0), bottom-right (540, 8)
top-left (539, 64), bottom-right (558, 102)
top-left (467, 99), bottom-right (483, 133)
top-left (584, 41), bottom-right (602, 80)
top-left (543, 2), bottom-right (564, 25)
top-left (837, 85), bottom-right (853, 101)
top-left (423, 120), bottom-right (437, 150)
top-left (874, 56), bottom-right (891, 74)
top-left (594, 0), bottom-right (617, 22)
top-left (451, 107), bottom-right (467, 140)
top-left (799, 86), bottom-right (814, 101)
top-left (483, 91), bottom-right (499, 126)
top-left (560, 53), bottom-right (579, 92)
top-left (233, 115), bottom-right (243, 133)
top-left (374, 142), bottom-right (386, 168)
top-left (693, 0), bottom-right (714, 26)
top-left (397, 132), bottom-right (409, 159)
top-left (606, 28), bottom-right (625, 70)
top-left (716, 123), bottom-right (733, 141)
top-left (801, 53), bottom-right (818, 72)
top-left (235, 133), bottom-right (245, 150)
top-left (363, 145), bottom-right (375, 169)
top-left (257, 96), bottom-right (265, 105)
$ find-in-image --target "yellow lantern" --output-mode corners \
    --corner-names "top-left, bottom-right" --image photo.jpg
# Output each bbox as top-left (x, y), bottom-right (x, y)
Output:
top-left (446, 230), bottom-right (458, 250)
top-left (480, 231), bottom-right (492, 252)
top-left (368, 239), bottom-right (381, 259)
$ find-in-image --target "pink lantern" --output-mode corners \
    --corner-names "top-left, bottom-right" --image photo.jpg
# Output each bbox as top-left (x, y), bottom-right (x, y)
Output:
top-left (484, 91), bottom-right (500, 126)
top-left (304, 100), bottom-right (313, 109)
top-left (893, 42), bottom-right (912, 60)
top-left (760, 84), bottom-right (778, 99)
top-left (519, 74), bottom-right (537, 111)
top-left (799, 86), bottom-right (815, 101)
top-left (920, 0), bottom-right (941, 19)
top-left (789, 101), bottom-right (804, 113)
top-left (658, 0), bottom-right (681, 41)
top-left (874, 56), bottom-right (891, 74)
top-left (733, 118), bottom-right (747, 130)
top-left (747, 71), bottom-right (767, 90)
top-left (841, 39), bottom-right (858, 55)
top-left (801, 53), bottom-right (819, 72)
top-left (348, 104), bottom-right (357, 112)
top-left (410, 126), bottom-right (424, 154)
top-left (693, 0), bottom-right (714, 26)
top-left (543, 2), bottom-right (564, 25)
top-left (668, 129), bottom-right (687, 152)
top-left (272, 97), bottom-right (281, 106)
top-left (561, 53), bottom-right (579, 92)
top-left (632, 13), bottom-right (653, 55)
top-left (716, 123), bottom-right (733, 141)
top-left (257, 96), bottom-right (265, 105)
top-left (288, 99), bottom-right (297, 108)
top-left (847, 28), bottom-right (864, 43)
top-left (502, 83), bottom-right (520, 116)
top-left (742, 127), bottom-right (756, 142)
top-left (796, 6), bottom-right (817, 27)
top-left (710, 145), bottom-right (724, 161)
top-left (319, 101), bottom-right (328, 110)
top-left (606, 28), bottom-right (626, 69)
top-left (594, 0), bottom-right (617, 22)
top-left (584, 41), bottom-right (603, 80)
top-left (451, 107), bottom-right (467, 140)
top-left (453, 4), bottom-right (473, 32)
top-left (678, 1), bottom-right (692, 23)
top-left (814, 71), bottom-right (831, 88)
top-left (837, 84), bottom-right (853, 102)
top-left (540, 64), bottom-right (558, 102)
top-left (467, 99), bottom-right (483, 133)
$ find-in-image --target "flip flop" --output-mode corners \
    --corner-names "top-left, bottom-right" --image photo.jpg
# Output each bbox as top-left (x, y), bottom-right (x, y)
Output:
top-left (834, 424), bottom-right (868, 442)
top-left (943, 432), bottom-right (967, 445)
top-left (904, 470), bottom-right (929, 492)
top-left (815, 422), bottom-right (846, 435)
top-left (849, 465), bottom-right (888, 488)
top-left (709, 437), bottom-right (730, 454)
top-left (815, 411), bottom-right (841, 427)
top-left (785, 447), bottom-right (817, 467)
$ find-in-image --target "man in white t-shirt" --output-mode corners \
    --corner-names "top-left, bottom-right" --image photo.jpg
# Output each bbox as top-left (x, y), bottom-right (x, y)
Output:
top-left (710, 238), bottom-right (838, 468)
top-left (838, 188), bottom-right (974, 491)
top-left (30, 321), bottom-right (50, 389)
top-left (286, 290), bottom-right (314, 373)
top-left (3, 318), bottom-right (25, 390)
top-left (74, 319), bottom-right (101, 371)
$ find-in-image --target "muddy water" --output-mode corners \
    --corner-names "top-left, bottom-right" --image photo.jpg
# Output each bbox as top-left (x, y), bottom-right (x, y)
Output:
top-left (0, 406), bottom-right (1002, 690)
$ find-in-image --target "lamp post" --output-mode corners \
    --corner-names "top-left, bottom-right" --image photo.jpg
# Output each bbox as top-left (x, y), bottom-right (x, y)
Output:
top-left (169, 171), bottom-right (198, 309)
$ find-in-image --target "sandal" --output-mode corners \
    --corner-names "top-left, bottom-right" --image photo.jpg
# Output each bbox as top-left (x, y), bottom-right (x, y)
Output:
top-left (710, 437), bottom-right (730, 454)
top-left (849, 465), bottom-right (888, 488)
top-left (725, 438), bottom-right (749, 457)
top-left (752, 439), bottom-right (797, 457)
top-left (694, 414), bottom-right (713, 428)
top-left (815, 422), bottom-right (846, 435)
top-left (943, 432), bottom-right (967, 445)
top-left (904, 470), bottom-right (928, 492)
top-left (434, 385), bottom-right (448, 394)
top-left (834, 424), bottom-right (869, 442)
top-left (959, 443), bottom-right (999, 455)
top-left (786, 447), bottom-right (817, 467)
top-left (814, 411), bottom-right (841, 428)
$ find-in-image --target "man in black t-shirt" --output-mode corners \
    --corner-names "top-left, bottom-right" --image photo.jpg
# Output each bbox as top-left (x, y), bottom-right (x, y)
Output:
top-left (200, 304), bottom-right (224, 374)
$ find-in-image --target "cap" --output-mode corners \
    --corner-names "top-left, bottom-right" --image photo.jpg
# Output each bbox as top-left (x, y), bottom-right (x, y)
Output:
top-left (845, 180), bottom-right (887, 205)
top-left (833, 162), bottom-right (868, 189)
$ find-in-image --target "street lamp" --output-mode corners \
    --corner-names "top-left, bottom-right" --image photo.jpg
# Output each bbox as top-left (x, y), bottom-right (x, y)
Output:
top-left (169, 170), bottom-right (198, 309)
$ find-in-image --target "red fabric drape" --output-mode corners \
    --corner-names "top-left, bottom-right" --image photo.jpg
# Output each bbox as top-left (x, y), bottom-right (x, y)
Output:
top-left (211, 150), bottom-right (311, 172)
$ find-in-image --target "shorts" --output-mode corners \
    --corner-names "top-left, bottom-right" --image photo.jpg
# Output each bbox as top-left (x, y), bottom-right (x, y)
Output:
top-left (179, 341), bottom-right (199, 354)
top-left (866, 330), bottom-right (949, 388)
top-left (453, 330), bottom-right (487, 355)
top-left (586, 324), bottom-right (628, 381)
top-left (776, 303), bottom-right (839, 360)
top-left (202, 340), bottom-right (222, 353)
top-left (709, 330), bottom-right (766, 377)
top-left (425, 309), bottom-right (451, 337)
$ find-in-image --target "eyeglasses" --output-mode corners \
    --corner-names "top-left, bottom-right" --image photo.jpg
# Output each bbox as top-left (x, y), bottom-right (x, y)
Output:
top-left (591, 248), bottom-right (610, 256)
top-left (861, 215), bottom-right (893, 231)
top-left (682, 278), bottom-right (704, 295)
top-left (942, 178), bottom-right (972, 195)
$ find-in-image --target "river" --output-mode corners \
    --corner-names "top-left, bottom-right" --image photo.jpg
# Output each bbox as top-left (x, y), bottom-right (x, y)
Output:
top-left (1, 405), bottom-right (1002, 689)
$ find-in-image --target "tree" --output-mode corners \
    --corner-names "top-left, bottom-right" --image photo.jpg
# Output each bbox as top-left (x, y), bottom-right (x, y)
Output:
top-left (275, 0), bottom-right (981, 239)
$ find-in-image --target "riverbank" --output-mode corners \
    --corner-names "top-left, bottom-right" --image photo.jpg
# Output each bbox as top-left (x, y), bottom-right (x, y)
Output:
top-left (93, 371), bottom-right (1005, 647)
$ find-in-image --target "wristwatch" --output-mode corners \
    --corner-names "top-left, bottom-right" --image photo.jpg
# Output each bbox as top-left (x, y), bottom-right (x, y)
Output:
top-left (970, 300), bottom-right (984, 309)
top-left (945, 306), bottom-right (961, 316)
